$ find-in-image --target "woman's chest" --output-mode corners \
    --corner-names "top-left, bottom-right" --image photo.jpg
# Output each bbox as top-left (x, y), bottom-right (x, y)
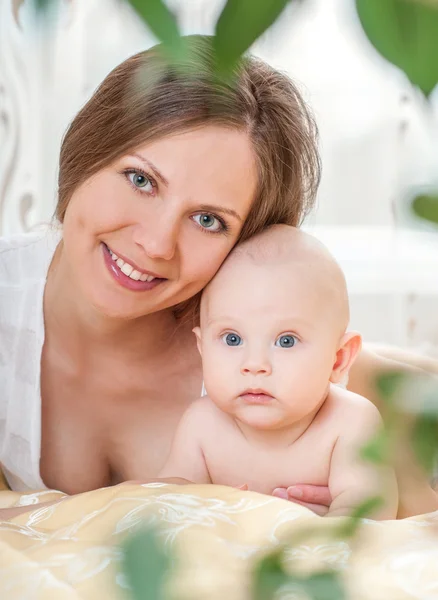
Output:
top-left (40, 350), bottom-right (202, 493)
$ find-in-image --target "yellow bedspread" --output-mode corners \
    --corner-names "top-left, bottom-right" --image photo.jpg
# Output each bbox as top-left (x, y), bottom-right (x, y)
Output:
top-left (1, 481), bottom-right (437, 600)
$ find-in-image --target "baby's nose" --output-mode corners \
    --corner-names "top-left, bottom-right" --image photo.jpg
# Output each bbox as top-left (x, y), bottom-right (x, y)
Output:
top-left (240, 355), bottom-right (272, 376)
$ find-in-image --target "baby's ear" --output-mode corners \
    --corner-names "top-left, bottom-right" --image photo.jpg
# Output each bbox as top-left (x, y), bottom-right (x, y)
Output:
top-left (192, 326), bottom-right (202, 356)
top-left (330, 331), bottom-right (362, 385)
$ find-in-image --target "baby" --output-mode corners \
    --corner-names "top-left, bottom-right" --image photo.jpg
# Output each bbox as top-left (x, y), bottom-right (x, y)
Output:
top-left (160, 225), bottom-right (398, 519)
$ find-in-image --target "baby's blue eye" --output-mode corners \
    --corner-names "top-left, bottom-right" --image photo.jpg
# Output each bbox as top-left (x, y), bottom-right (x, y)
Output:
top-left (223, 333), bottom-right (242, 346)
top-left (276, 335), bottom-right (297, 348)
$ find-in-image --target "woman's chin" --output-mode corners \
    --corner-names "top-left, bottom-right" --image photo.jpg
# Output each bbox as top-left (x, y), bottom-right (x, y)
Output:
top-left (85, 288), bottom-right (153, 321)
top-left (87, 285), bottom-right (185, 322)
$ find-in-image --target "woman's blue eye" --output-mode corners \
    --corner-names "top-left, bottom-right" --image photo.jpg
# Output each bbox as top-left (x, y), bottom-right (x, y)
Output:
top-left (126, 170), bottom-right (153, 192)
top-left (275, 335), bottom-right (297, 348)
top-left (223, 333), bottom-right (242, 346)
top-left (193, 213), bottom-right (224, 233)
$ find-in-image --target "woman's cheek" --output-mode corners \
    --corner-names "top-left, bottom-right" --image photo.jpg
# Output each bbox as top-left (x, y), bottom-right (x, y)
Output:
top-left (185, 232), bottom-right (235, 280)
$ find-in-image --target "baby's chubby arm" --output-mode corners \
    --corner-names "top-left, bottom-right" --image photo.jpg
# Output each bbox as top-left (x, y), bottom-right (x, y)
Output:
top-left (327, 395), bottom-right (398, 519)
top-left (159, 399), bottom-right (212, 484)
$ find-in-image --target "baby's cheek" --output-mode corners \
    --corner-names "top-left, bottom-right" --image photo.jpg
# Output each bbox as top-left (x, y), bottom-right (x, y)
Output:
top-left (277, 355), bottom-right (310, 385)
top-left (202, 353), bottom-right (236, 398)
top-left (277, 358), bottom-right (326, 408)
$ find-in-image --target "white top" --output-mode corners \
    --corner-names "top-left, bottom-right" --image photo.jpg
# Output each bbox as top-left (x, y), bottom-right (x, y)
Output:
top-left (0, 230), bottom-right (60, 491)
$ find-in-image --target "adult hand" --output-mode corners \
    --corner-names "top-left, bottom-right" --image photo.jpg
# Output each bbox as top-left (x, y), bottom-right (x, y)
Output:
top-left (272, 485), bottom-right (332, 516)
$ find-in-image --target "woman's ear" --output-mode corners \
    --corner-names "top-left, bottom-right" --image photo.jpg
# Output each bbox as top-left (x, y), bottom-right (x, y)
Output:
top-left (192, 327), bottom-right (202, 356)
top-left (330, 331), bottom-right (362, 384)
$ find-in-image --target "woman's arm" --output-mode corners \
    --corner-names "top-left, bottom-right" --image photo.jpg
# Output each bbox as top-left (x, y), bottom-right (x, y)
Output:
top-left (349, 342), bottom-right (438, 409)
top-left (365, 343), bottom-right (438, 375)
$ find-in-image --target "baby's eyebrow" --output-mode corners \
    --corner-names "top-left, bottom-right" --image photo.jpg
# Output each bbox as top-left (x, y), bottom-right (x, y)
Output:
top-left (205, 316), bottom-right (237, 327)
top-left (204, 315), bottom-right (311, 331)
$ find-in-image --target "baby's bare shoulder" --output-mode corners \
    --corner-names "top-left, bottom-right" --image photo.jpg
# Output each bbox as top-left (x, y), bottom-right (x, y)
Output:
top-left (182, 396), bottom-right (234, 430)
top-left (325, 385), bottom-right (383, 434)
top-left (183, 396), bottom-right (219, 420)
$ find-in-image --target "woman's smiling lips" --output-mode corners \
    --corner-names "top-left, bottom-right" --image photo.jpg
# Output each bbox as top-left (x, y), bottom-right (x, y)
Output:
top-left (101, 242), bottom-right (167, 291)
top-left (239, 389), bottom-right (274, 405)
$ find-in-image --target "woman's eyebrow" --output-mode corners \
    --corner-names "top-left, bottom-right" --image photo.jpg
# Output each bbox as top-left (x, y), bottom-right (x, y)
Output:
top-left (130, 153), bottom-right (169, 186)
top-left (129, 154), bottom-right (242, 222)
top-left (198, 204), bottom-right (243, 222)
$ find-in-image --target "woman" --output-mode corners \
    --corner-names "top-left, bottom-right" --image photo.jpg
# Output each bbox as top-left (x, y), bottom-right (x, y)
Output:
top-left (0, 36), bottom-right (436, 519)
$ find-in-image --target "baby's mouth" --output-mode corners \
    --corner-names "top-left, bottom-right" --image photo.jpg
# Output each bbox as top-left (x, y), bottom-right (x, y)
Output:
top-left (239, 389), bottom-right (274, 405)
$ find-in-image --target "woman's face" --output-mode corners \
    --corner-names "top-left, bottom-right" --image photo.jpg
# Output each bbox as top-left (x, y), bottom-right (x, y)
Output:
top-left (61, 126), bottom-right (258, 319)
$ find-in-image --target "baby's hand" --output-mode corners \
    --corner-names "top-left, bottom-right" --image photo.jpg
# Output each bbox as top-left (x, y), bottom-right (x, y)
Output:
top-left (236, 484), bottom-right (249, 491)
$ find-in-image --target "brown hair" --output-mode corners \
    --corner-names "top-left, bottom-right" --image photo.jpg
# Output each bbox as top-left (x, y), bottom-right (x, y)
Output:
top-left (56, 35), bottom-right (320, 318)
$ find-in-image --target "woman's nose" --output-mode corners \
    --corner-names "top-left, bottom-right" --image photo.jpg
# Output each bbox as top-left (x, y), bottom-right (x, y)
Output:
top-left (133, 214), bottom-right (179, 261)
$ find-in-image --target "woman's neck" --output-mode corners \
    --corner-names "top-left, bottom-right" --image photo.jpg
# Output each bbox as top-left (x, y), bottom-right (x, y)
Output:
top-left (44, 242), bottom-right (183, 363)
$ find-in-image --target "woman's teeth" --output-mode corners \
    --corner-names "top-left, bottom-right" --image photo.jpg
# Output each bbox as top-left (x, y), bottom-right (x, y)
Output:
top-left (109, 249), bottom-right (155, 282)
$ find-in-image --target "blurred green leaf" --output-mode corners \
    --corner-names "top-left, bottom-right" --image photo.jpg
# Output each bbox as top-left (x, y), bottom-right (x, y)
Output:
top-left (303, 571), bottom-right (345, 600)
top-left (126, 0), bottom-right (183, 62)
top-left (356, 0), bottom-right (438, 96)
top-left (349, 495), bottom-right (384, 520)
top-left (395, 373), bottom-right (438, 415)
top-left (375, 371), bottom-right (405, 403)
top-left (34, 0), bottom-right (52, 9)
top-left (253, 548), bottom-right (289, 600)
top-left (411, 414), bottom-right (438, 473)
top-left (32, 0), bottom-right (58, 20)
top-left (336, 496), bottom-right (384, 537)
top-left (412, 193), bottom-right (438, 225)
top-left (253, 546), bottom-right (345, 600)
top-left (360, 428), bottom-right (390, 464)
top-left (122, 527), bottom-right (169, 600)
top-left (214, 0), bottom-right (291, 76)
top-left (419, 387), bottom-right (438, 415)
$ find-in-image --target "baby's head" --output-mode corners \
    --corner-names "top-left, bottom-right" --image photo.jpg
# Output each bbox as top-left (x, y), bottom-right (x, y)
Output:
top-left (194, 225), bottom-right (361, 429)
